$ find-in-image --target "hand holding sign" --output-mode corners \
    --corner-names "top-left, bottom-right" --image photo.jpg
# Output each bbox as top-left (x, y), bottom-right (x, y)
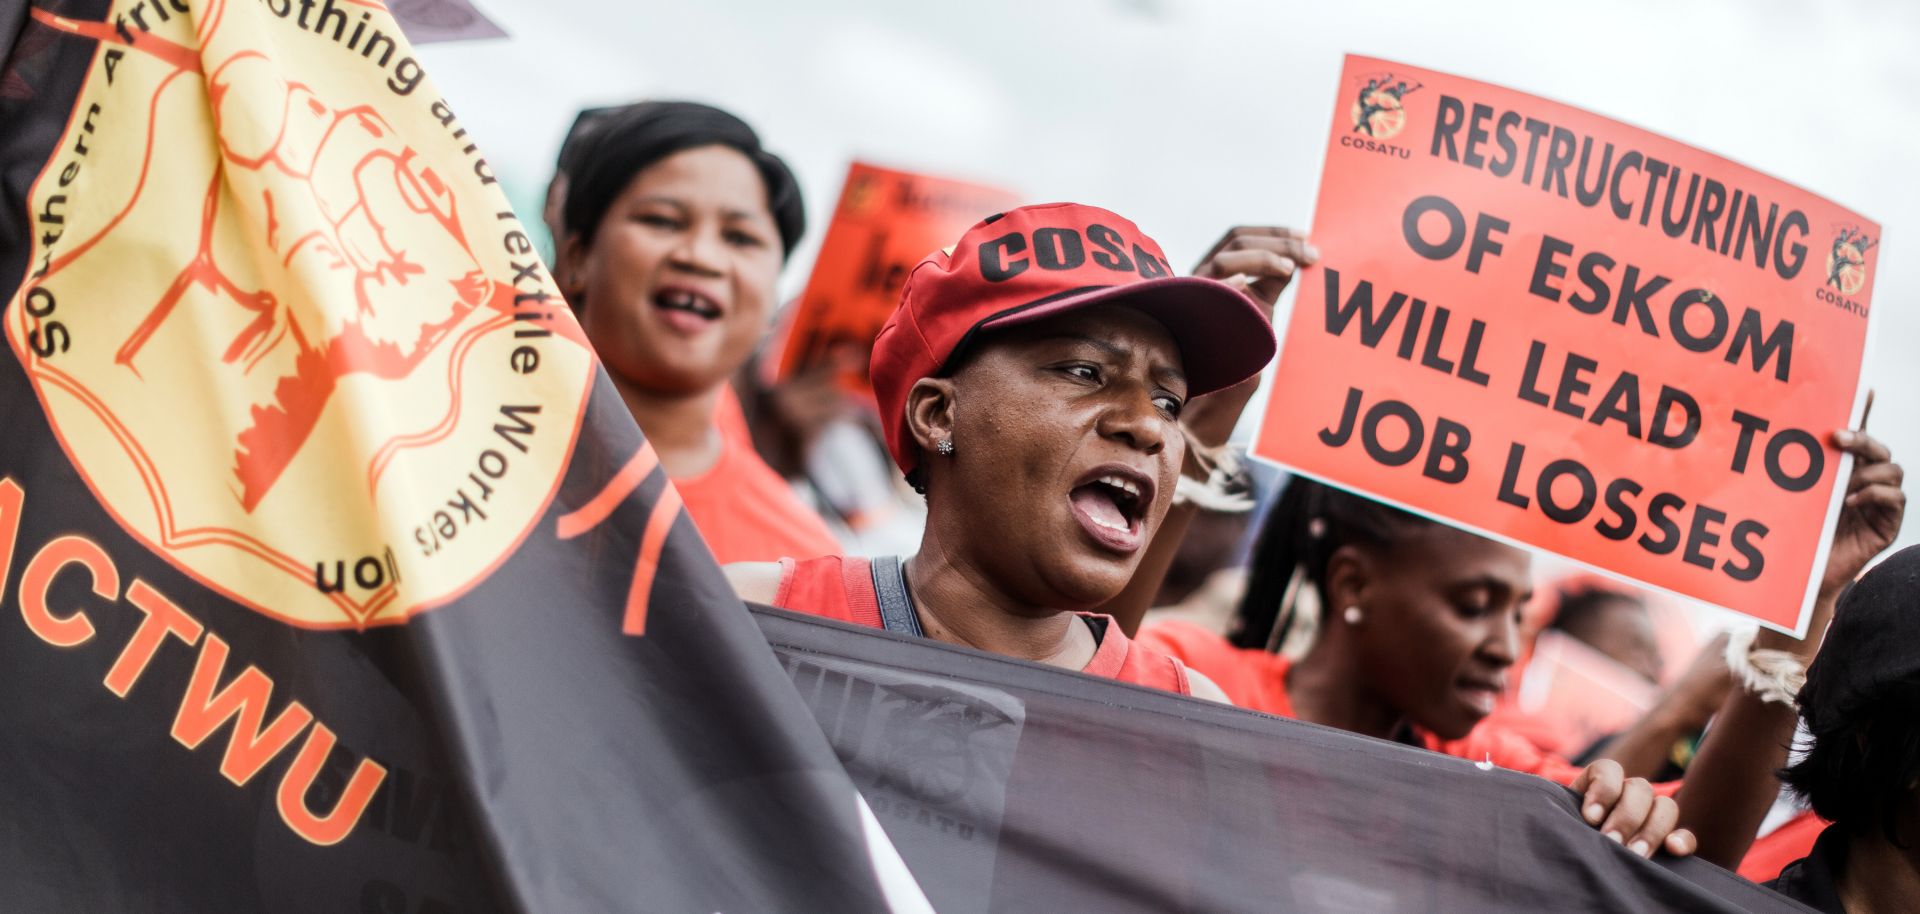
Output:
top-left (1183, 226), bottom-right (1316, 448)
top-left (1820, 425), bottom-right (1904, 598)
top-left (1191, 226), bottom-right (1320, 314)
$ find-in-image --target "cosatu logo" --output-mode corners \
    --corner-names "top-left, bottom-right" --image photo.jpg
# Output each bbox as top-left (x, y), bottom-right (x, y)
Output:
top-left (1825, 225), bottom-right (1875, 295)
top-left (1349, 71), bottom-right (1424, 141)
top-left (7, 0), bottom-right (592, 629)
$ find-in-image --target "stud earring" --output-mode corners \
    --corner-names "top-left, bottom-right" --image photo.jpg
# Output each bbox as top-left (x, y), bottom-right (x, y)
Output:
top-left (937, 438), bottom-right (955, 457)
top-left (1342, 605), bottom-right (1364, 626)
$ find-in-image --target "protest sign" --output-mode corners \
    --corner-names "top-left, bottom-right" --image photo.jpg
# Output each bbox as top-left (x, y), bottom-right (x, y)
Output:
top-left (777, 162), bottom-right (1018, 397)
top-left (1255, 55), bottom-right (1879, 634)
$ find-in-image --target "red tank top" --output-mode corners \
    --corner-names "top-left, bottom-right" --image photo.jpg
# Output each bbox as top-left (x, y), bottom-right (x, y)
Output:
top-left (773, 555), bottom-right (1193, 696)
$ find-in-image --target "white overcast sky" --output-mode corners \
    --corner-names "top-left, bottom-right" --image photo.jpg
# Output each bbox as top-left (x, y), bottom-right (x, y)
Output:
top-left (417, 0), bottom-right (1920, 568)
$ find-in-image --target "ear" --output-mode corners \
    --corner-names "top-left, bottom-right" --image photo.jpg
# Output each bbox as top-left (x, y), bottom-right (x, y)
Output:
top-left (557, 232), bottom-right (589, 306)
top-left (1321, 543), bottom-right (1374, 616)
top-left (904, 377), bottom-right (958, 458)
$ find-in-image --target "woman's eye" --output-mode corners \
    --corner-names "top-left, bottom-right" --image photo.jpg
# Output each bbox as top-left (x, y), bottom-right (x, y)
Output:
top-left (635, 213), bottom-right (681, 229)
top-left (1063, 364), bottom-right (1099, 382)
top-left (1154, 395), bottom-right (1184, 417)
top-left (724, 228), bottom-right (766, 248)
top-left (1455, 598), bottom-right (1493, 619)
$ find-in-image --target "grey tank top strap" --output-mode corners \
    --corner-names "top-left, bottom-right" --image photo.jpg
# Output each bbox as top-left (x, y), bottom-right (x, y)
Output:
top-left (869, 554), bottom-right (923, 638)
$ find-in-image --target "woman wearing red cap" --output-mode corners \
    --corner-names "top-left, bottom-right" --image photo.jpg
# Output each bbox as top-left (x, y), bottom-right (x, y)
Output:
top-left (727, 202), bottom-right (1696, 855)
top-left (726, 202), bottom-right (1273, 699)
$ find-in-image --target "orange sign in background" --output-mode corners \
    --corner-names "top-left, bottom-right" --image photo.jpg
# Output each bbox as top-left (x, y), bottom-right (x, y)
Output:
top-left (777, 162), bottom-right (1019, 397)
top-left (1255, 56), bottom-right (1880, 634)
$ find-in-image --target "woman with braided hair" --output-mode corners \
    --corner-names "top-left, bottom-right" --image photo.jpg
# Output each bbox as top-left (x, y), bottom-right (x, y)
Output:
top-left (1139, 435), bottom-right (1903, 867)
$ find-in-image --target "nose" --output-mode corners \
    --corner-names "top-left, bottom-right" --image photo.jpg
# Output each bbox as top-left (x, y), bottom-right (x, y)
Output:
top-left (1094, 383), bottom-right (1170, 456)
top-left (1480, 609), bottom-right (1521, 668)
top-left (666, 221), bottom-right (726, 277)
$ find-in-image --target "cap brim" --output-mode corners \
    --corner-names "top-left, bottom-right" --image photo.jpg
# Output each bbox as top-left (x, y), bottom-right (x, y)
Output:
top-left (967, 276), bottom-right (1276, 398)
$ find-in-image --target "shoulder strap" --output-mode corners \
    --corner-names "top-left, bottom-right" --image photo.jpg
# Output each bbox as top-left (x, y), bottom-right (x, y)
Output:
top-left (869, 555), bottom-right (924, 638)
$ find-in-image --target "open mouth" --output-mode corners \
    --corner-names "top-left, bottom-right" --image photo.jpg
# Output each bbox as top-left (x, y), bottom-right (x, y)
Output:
top-left (1067, 466), bottom-right (1154, 554)
top-left (1455, 676), bottom-right (1506, 715)
top-left (652, 287), bottom-right (723, 324)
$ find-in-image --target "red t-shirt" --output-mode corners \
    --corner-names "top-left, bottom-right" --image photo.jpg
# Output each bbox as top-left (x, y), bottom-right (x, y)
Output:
top-left (773, 555), bottom-right (1194, 696)
top-left (1738, 810), bottom-right (1824, 882)
top-left (1138, 618), bottom-right (1681, 792)
top-left (674, 389), bottom-right (841, 566)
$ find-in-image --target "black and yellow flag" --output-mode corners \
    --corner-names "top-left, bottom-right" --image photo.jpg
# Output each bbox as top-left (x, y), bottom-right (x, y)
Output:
top-left (0, 1), bottom-right (925, 910)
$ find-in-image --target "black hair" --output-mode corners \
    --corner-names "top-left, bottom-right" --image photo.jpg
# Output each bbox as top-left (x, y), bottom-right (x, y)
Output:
top-left (1547, 586), bottom-right (1646, 638)
top-left (561, 101), bottom-right (805, 259)
top-left (554, 105), bottom-right (629, 180)
top-left (1230, 476), bottom-right (1434, 650)
top-left (1781, 679), bottom-right (1920, 845)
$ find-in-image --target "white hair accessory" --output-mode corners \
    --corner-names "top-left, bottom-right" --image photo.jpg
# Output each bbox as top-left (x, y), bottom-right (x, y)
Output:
top-left (1173, 439), bottom-right (1255, 511)
top-left (1724, 626), bottom-right (1807, 709)
top-left (1267, 561), bottom-right (1322, 660)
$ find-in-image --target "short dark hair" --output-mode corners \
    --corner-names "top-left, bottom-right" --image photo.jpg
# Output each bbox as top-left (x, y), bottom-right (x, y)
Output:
top-left (1782, 678), bottom-right (1920, 845)
top-left (554, 105), bottom-right (629, 180)
top-left (561, 101), bottom-right (805, 258)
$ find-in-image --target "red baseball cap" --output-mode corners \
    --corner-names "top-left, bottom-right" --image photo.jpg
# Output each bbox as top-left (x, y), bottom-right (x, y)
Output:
top-left (870, 202), bottom-right (1277, 474)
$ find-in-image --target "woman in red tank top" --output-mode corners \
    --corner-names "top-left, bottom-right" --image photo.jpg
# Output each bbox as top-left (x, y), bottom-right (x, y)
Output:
top-left (725, 203), bottom-right (1288, 700)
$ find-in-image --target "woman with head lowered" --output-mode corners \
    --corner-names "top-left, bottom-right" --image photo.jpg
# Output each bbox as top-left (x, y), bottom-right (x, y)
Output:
top-left (557, 101), bottom-right (840, 564)
top-left (725, 203), bottom-right (1278, 699)
top-left (1141, 441), bottom-right (1903, 866)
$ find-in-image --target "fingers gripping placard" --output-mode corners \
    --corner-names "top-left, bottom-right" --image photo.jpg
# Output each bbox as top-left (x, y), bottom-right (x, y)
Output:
top-left (1256, 56), bottom-right (1879, 635)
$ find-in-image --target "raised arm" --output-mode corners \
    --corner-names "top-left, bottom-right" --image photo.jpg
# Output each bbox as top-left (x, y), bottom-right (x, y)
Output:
top-left (1589, 634), bottom-right (1732, 780)
top-left (1675, 428), bottom-right (1905, 867)
top-left (1105, 226), bottom-right (1315, 635)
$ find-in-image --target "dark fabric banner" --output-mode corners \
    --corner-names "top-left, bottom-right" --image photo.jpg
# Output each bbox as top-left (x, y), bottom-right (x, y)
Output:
top-left (758, 607), bottom-right (1815, 913)
top-left (0, 1), bottom-right (915, 911)
top-left (0, 0), bottom-right (1819, 912)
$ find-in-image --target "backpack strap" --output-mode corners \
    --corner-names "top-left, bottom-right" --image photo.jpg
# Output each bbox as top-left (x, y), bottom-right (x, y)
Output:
top-left (869, 554), bottom-right (924, 638)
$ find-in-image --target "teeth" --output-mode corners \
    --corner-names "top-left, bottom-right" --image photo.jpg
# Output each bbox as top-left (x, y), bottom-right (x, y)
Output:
top-left (658, 290), bottom-right (711, 313)
top-left (1097, 475), bottom-right (1142, 498)
top-left (1088, 514), bottom-right (1128, 532)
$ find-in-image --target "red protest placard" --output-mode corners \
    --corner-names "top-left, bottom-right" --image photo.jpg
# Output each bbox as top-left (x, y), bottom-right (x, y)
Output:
top-left (1255, 56), bottom-right (1880, 634)
top-left (777, 162), bottom-right (1020, 397)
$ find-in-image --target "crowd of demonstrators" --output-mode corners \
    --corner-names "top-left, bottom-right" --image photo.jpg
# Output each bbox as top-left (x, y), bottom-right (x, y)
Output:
top-left (544, 99), bottom-right (1908, 888)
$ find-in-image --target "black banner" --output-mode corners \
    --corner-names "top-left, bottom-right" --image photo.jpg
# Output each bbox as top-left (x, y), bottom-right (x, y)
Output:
top-left (761, 607), bottom-right (1813, 913)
